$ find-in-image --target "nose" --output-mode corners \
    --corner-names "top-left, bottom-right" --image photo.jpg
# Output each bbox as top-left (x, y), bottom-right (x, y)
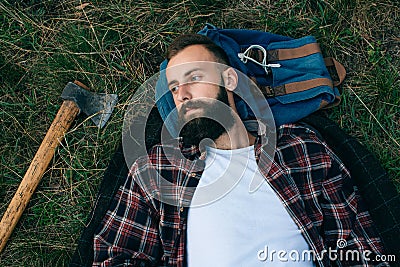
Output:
top-left (176, 83), bottom-right (191, 103)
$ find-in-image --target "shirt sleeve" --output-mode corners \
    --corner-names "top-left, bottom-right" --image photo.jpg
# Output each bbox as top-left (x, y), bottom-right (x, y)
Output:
top-left (321, 148), bottom-right (390, 266)
top-left (276, 124), bottom-right (389, 266)
top-left (93, 170), bottom-right (163, 267)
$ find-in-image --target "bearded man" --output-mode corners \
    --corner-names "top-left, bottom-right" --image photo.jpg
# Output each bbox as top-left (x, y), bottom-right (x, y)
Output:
top-left (93, 34), bottom-right (388, 267)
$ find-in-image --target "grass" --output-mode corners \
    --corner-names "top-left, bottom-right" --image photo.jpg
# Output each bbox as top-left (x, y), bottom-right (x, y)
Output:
top-left (0, 0), bottom-right (399, 265)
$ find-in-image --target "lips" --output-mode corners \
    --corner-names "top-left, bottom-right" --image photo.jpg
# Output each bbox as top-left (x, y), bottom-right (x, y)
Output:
top-left (184, 105), bottom-right (202, 116)
top-left (183, 102), bottom-right (200, 110)
top-left (184, 107), bottom-right (200, 116)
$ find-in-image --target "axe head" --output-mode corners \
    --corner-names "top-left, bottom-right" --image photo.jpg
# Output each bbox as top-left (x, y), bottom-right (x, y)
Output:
top-left (61, 82), bottom-right (118, 128)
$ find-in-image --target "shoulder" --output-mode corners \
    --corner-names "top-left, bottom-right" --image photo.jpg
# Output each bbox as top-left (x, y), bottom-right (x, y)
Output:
top-left (132, 140), bottom-right (198, 167)
top-left (277, 123), bottom-right (325, 146)
top-left (274, 122), bottom-right (350, 178)
top-left (274, 123), bottom-right (347, 174)
top-left (130, 143), bottom-right (181, 175)
top-left (128, 141), bottom-right (200, 186)
top-left (275, 123), bottom-right (331, 160)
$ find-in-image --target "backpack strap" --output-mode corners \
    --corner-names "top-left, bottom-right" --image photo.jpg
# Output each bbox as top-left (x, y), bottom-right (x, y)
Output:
top-left (324, 57), bottom-right (346, 87)
top-left (268, 42), bottom-right (322, 61)
top-left (243, 43), bottom-right (322, 62)
top-left (256, 78), bottom-right (334, 97)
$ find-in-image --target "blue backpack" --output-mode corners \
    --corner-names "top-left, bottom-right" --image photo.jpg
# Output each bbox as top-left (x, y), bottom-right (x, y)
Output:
top-left (156, 23), bottom-right (346, 127)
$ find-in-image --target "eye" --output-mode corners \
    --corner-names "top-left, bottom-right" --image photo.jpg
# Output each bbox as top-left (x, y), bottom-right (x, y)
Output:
top-left (191, 75), bottom-right (202, 81)
top-left (170, 85), bottom-right (179, 93)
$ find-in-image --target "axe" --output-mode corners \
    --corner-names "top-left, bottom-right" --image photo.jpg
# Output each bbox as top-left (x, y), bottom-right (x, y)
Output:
top-left (0, 81), bottom-right (118, 252)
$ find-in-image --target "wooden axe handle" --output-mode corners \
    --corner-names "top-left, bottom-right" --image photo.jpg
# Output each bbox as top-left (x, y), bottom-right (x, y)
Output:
top-left (0, 100), bottom-right (80, 252)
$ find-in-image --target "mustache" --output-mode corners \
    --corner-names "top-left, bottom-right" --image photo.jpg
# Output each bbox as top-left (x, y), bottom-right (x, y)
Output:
top-left (180, 99), bottom-right (215, 111)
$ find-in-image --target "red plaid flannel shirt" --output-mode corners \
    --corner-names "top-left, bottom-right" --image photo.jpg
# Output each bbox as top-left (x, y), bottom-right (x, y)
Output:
top-left (93, 124), bottom-right (388, 267)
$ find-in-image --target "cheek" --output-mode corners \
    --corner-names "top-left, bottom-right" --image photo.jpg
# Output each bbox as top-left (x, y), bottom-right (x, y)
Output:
top-left (191, 84), bottom-right (220, 99)
top-left (173, 99), bottom-right (183, 112)
top-left (172, 95), bottom-right (179, 106)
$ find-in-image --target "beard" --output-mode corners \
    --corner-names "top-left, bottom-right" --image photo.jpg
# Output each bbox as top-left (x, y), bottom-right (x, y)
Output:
top-left (178, 86), bottom-right (236, 146)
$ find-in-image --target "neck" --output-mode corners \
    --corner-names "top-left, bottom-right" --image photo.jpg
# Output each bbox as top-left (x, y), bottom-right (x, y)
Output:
top-left (213, 120), bottom-right (256, 150)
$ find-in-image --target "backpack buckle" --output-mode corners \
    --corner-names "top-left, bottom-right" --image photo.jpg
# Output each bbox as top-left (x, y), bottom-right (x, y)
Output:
top-left (261, 85), bottom-right (286, 97)
top-left (262, 85), bottom-right (275, 97)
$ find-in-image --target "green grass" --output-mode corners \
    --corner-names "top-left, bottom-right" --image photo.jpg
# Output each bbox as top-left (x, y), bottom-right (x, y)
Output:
top-left (0, 0), bottom-right (399, 265)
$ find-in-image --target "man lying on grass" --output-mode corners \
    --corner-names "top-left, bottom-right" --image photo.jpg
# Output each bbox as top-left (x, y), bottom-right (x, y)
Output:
top-left (93, 34), bottom-right (389, 266)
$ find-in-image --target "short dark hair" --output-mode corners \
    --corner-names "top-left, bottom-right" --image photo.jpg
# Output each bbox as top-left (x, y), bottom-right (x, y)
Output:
top-left (167, 34), bottom-right (230, 65)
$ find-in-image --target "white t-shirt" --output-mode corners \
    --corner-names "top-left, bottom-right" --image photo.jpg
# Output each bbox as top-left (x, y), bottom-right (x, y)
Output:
top-left (186, 145), bottom-right (315, 267)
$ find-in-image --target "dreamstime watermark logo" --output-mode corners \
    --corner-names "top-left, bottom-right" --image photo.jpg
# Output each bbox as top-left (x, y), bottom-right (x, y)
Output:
top-left (257, 239), bottom-right (396, 264)
top-left (122, 61), bottom-right (277, 207)
top-left (336, 238), bottom-right (347, 249)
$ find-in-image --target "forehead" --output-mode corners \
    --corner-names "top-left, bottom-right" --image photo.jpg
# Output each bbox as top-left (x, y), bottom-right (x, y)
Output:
top-left (165, 45), bottom-right (222, 82)
top-left (167, 44), bottom-right (217, 68)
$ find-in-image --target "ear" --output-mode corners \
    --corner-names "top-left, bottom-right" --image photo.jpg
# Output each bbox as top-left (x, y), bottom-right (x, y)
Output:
top-left (222, 67), bottom-right (238, 92)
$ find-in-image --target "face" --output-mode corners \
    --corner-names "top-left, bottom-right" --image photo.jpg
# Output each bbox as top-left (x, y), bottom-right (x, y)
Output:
top-left (165, 45), bottom-right (235, 145)
top-left (166, 45), bottom-right (224, 119)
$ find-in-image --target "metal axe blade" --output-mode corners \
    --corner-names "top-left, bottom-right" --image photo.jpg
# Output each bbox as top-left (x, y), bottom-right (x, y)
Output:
top-left (61, 82), bottom-right (118, 128)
